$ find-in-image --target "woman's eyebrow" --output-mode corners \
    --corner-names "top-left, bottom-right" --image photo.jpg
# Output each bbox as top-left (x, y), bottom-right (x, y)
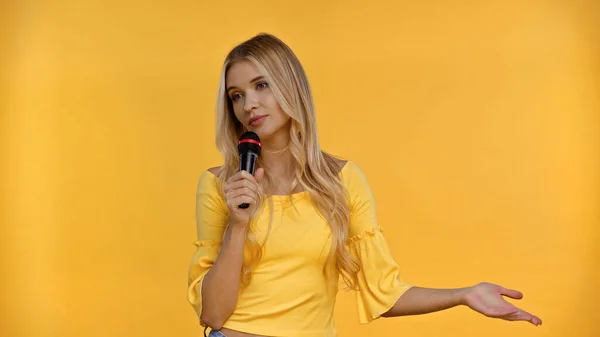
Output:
top-left (227, 76), bottom-right (265, 93)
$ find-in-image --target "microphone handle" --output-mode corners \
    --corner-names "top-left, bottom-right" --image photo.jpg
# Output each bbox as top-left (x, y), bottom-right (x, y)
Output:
top-left (238, 152), bottom-right (258, 209)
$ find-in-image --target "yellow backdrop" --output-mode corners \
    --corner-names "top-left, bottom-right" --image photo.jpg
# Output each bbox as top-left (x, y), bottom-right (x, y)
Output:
top-left (2, 1), bottom-right (598, 337)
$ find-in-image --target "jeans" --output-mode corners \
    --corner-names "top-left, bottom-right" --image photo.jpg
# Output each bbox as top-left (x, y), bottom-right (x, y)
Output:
top-left (205, 327), bottom-right (227, 337)
top-left (208, 330), bottom-right (227, 337)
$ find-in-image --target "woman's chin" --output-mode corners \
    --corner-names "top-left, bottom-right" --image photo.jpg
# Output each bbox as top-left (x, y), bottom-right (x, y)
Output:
top-left (250, 124), bottom-right (288, 143)
top-left (253, 128), bottom-right (272, 140)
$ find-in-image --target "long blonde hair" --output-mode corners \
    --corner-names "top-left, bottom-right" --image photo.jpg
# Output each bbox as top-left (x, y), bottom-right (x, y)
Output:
top-left (214, 33), bottom-right (360, 289)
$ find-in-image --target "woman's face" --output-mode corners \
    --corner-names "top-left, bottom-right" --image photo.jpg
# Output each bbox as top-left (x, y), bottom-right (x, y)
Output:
top-left (226, 60), bottom-right (291, 142)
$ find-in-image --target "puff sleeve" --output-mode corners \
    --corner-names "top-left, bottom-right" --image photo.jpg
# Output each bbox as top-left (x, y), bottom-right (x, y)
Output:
top-left (187, 170), bottom-right (228, 319)
top-left (344, 161), bottom-right (413, 323)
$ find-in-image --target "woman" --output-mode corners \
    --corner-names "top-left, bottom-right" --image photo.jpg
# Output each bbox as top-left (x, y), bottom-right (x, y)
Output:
top-left (187, 33), bottom-right (542, 337)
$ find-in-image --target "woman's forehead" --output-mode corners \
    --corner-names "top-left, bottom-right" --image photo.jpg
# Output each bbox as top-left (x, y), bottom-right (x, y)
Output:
top-left (226, 60), bottom-right (263, 84)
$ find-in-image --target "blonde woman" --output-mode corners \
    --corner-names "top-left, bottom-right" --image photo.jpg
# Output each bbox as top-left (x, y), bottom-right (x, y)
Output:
top-left (187, 33), bottom-right (541, 337)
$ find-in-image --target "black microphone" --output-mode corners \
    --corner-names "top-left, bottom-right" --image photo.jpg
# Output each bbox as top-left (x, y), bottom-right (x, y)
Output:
top-left (237, 131), bottom-right (262, 209)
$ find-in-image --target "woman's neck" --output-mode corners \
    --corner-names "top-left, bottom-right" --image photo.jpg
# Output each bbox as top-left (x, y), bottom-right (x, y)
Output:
top-left (258, 128), bottom-right (295, 180)
top-left (260, 147), bottom-right (294, 180)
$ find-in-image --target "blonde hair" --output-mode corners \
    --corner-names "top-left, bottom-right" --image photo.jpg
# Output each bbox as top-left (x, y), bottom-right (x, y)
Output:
top-left (214, 33), bottom-right (360, 289)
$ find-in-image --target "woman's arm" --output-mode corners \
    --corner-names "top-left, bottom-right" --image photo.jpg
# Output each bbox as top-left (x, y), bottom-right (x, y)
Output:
top-left (200, 222), bottom-right (247, 330)
top-left (199, 168), bottom-right (264, 329)
top-left (382, 282), bottom-right (542, 326)
top-left (381, 286), bottom-right (468, 316)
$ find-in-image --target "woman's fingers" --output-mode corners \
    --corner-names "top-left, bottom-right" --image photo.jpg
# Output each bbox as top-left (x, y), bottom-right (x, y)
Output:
top-left (254, 167), bottom-right (265, 182)
top-left (224, 179), bottom-right (255, 193)
top-left (488, 304), bottom-right (519, 317)
top-left (223, 171), bottom-right (261, 212)
top-left (224, 172), bottom-right (259, 193)
top-left (223, 170), bottom-right (264, 216)
top-left (501, 308), bottom-right (542, 326)
top-left (226, 187), bottom-right (257, 201)
top-left (500, 287), bottom-right (524, 300)
top-left (227, 195), bottom-right (256, 209)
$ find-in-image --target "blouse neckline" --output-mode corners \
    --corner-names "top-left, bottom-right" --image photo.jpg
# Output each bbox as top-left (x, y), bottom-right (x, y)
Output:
top-left (205, 160), bottom-right (351, 203)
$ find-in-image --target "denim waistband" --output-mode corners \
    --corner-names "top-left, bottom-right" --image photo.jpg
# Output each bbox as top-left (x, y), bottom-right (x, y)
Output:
top-left (205, 326), bottom-right (227, 337)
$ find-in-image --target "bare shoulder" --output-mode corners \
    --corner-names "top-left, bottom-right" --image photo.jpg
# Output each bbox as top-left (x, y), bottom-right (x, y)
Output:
top-left (207, 166), bottom-right (223, 176)
top-left (332, 158), bottom-right (348, 174)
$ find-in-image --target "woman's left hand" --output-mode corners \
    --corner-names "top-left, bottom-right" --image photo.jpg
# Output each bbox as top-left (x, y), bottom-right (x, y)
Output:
top-left (463, 282), bottom-right (542, 326)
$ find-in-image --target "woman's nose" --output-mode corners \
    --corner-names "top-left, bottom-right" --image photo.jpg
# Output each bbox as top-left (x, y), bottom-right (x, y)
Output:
top-left (243, 92), bottom-right (259, 112)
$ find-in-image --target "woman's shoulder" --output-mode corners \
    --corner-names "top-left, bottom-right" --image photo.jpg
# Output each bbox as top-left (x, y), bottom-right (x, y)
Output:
top-left (333, 158), bottom-right (348, 174)
top-left (197, 165), bottom-right (223, 193)
top-left (335, 159), bottom-right (371, 191)
top-left (330, 156), bottom-right (362, 176)
top-left (207, 166), bottom-right (223, 176)
top-left (197, 166), bottom-right (227, 208)
top-left (324, 152), bottom-right (351, 174)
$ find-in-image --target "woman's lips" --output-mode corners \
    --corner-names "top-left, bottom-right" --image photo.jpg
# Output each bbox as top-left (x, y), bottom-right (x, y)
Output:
top-left (249, 115), bottom-right (267, 126)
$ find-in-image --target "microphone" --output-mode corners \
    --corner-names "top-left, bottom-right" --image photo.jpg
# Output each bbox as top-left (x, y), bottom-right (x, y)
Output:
top-left (237, 131), bottom-right (262, 209)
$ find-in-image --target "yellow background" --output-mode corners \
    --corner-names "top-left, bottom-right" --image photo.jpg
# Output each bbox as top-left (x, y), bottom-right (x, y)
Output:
top-left (2, 1), bottom-right (598, 337)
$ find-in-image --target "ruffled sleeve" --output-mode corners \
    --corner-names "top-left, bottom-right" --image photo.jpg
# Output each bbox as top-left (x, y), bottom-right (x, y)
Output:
top-left (343, 161), bottom-right (413, 323)
top-left (187, 170), bottom-right (228, 320)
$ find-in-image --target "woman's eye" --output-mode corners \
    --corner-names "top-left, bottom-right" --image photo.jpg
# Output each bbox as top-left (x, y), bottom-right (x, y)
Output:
top-left (231, 93), bottom-right (243, 101)
top-left (257, 82), bottom-right (268, 89)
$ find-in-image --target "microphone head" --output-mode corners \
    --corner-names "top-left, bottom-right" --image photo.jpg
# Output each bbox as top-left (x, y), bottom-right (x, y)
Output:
top-left (238, 131), bottom-right (262, 155)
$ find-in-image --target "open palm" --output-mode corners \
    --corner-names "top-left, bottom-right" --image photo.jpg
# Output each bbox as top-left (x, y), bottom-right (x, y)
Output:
top-left (464, 282), bottom-right (542, 326)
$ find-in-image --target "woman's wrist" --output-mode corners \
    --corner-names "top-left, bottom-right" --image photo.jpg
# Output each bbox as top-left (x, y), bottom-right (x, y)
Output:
top-left (458, 285), bottom-right (475, 306)
top-left (225, 221), bottom-right (248, 241)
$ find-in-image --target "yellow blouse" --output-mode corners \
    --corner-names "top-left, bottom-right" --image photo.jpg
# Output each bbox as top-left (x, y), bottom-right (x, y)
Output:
top-left (187, 161), bottom-right (412, 336)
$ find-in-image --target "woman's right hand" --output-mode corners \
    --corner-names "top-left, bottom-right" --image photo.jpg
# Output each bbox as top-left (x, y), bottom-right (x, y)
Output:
top-left (223, 167), bottom-right (265, 227)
